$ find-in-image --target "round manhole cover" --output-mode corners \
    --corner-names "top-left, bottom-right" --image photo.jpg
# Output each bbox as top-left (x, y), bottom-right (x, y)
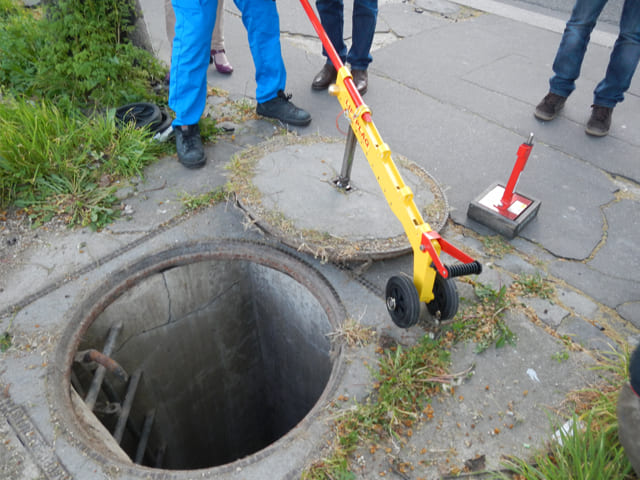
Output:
top-left (228, 135), bottom-right (449, 263)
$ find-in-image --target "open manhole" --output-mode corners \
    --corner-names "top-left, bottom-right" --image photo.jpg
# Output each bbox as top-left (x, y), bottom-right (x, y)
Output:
top-left (49, 240), bottom-right (345, 478)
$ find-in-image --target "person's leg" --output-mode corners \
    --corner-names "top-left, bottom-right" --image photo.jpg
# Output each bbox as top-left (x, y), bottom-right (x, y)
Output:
top-left (233, 0), bottom-right (310, 125)
top-left (548, 0), bottom-right (608, 97)
top-left (169, 0), bottom-right (217, 126)
top-left (316, 0), bottom-right (347, 63)
top-left (233, 0), bottom-right (285, 103)
top-left (586, 0), bottom-right (640, 135)
top-left (346, 0), bottom-right (377, 70)
top-left (593, 0), bottom-right (640, 107)
top-left (165, 0), bottom-right (176, 45)
top-left (211, 0), bottom-right (225, 50)
top-left (211, 0), bottom-right (233, 74)
top-left (169, 0), bottom-right (217, 167)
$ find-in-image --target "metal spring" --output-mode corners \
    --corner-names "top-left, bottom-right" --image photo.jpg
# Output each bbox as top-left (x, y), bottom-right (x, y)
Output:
top-left (446, 261), bottom-right (482, 278)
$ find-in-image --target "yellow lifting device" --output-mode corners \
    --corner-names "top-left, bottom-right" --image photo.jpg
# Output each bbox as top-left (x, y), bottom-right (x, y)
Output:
top-left (300, 0), bottom-right (482, 327)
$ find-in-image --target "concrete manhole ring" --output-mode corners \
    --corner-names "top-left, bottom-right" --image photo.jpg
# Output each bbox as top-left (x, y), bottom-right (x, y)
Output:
top-left (48, 240), bottom-right (346, 479)
top-left (228, 135), bottom-right (449, 263)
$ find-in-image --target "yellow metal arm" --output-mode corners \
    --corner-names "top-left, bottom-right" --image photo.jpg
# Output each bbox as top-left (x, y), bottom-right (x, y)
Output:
top-left (329, 67), bottom-right (440, 303)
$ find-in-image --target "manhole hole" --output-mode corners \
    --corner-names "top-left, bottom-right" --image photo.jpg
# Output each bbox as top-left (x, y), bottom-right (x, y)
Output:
top-left (50, 240), bottom-right (345, 478)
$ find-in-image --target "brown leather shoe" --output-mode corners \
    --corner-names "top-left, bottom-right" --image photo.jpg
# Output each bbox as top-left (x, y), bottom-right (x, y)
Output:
top-left (312, 64), bottom-right (337, 90)
top-left (352, 69), bottom-right (368, 95)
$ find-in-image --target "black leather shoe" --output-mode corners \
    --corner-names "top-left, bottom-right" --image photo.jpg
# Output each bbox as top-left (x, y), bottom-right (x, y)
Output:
top-left (352, 69), bottom-right (368, 95)
top-left (175, 124), bottom-right (206, 169)
top-left (312, 64), bottom-right (337, 90)
top-left (256, 90), bottom-right (311, 126)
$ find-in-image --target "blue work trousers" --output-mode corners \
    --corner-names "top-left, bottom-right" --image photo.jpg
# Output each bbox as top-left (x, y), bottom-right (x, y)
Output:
top-left (169, 0), bottom-right (286, 126)
top-left (549, 0), bottom-right (640, 108)
top-left (316, 0), bottom-right (378, 70)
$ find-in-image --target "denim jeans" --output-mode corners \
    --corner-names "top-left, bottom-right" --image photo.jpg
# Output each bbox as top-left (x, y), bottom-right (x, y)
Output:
top-left (549, 0), bottom-right (640, 108)
top-left (316, 0), bottom-right (378, 70)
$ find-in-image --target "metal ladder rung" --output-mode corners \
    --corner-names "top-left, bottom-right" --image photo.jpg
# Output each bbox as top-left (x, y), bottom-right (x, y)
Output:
top-left (84, 323), bottom-right (123, 410)
top-left (113, 369), bottom-right (142, 444)
top-left (135, 409), bottom-right (156, 464)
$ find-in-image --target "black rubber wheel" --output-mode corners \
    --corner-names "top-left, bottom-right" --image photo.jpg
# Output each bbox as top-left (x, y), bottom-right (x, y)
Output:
top-left (426, 274), bottom-right (459, 320)
top-left (385, 275), bottom-right (421, 328)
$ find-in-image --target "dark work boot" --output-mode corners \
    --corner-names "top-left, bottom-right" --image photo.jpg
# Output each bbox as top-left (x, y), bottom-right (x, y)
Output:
top-left (256, 91), bottom-right (311, 126)
top-left (175, 124), bottom-right (205, 169)
top-left (534, 92), bottom-right (567, 121)
top-left (585, 104), bottom-right (613, 137)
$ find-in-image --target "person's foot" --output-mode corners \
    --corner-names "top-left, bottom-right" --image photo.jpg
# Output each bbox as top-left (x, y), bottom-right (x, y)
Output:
top-left (210, 49), bottom-right (233, 74)
top-left (311, 64), bottom-right (337, 90)
top-left (585, 104), bottom-right (613, 137)
top-left (256, 91), bottom-right (311, 126)
top-left (352, 69), bottom-right (368, 95)
top-left (175, 124), bottom-right (206, 169)
top-left (534, 92), bottom-right (567, 121)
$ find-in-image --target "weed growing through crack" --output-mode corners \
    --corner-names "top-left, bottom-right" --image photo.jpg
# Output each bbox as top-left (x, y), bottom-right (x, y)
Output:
top-left (445, 281), bottom-right (517, 353)
top-left (327, 317), bottom-right (375, 348)
top-left (0, 311), bottom-right (17, 353)
top-left (551, 349), bottom-right (570, 363)
top-left (180, 188), bottom-right (227, 212)
top-left (513, 271), bottom-right (555, 299)
top-left (481, 235), bottom-right (513, 258)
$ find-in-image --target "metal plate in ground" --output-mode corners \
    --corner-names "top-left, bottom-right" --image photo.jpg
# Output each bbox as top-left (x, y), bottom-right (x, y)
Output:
top-left (229, 135), bottom-right (449, 262)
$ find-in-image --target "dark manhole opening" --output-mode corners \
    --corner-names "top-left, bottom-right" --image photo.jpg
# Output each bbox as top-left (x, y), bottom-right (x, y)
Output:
top-left (64, 241), bottom-right (343, 472)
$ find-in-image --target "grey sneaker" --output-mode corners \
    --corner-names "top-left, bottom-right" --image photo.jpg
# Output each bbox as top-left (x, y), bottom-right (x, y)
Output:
top-left (256, 91), bottom-right (311, 127)
top-left (175, 124), bottom-right (205, 169)
top-left (585, 104), bottom-right (613, 137)
top-left (534, 92), bottom-right (567, 121)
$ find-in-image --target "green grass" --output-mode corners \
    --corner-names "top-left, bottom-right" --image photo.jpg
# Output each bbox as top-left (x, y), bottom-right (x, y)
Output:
top-left (302, 335), bottom-right (452, 480)
top-left (513, 271), bottom-right (554, 299)
top-left (0, 0), bottom-right (182, 230)
top-left (0, 96), bottom-right (164, 229)
top-left (0, 0), bottom-right (165, 110)
top-left (180, 188), bottom-right (227, 212)
top-left (445, 281), bottom-right (517, 352)
top-left (481, 235), bottom-right (513, 258)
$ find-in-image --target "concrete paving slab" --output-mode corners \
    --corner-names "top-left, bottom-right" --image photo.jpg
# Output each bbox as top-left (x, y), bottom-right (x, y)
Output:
top-left (588, 199), bottom-right (640, 283)
top-left (378, 3), bottom-right (451, 38)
